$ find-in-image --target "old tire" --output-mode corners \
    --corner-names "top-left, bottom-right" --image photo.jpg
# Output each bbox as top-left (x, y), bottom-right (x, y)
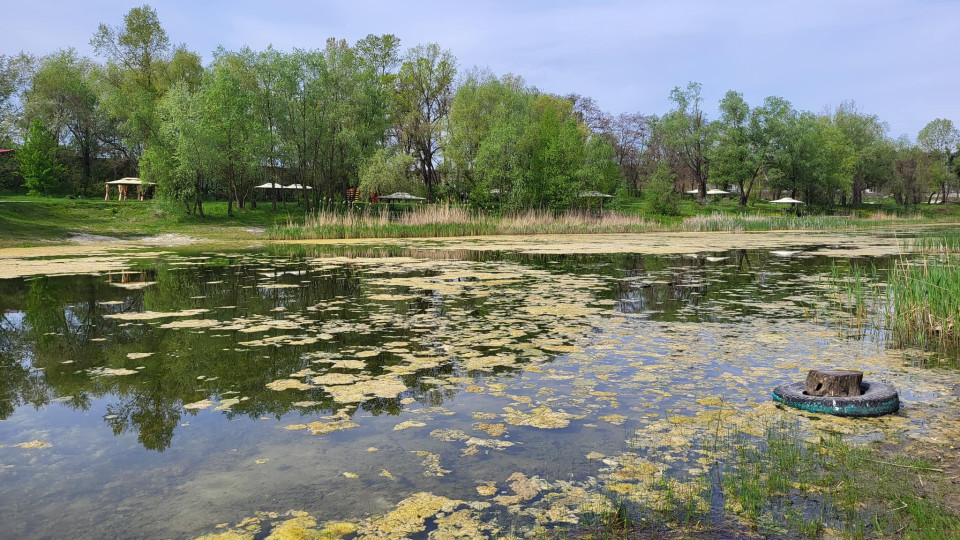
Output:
top-left (772, 381), bottom-right (900, 417)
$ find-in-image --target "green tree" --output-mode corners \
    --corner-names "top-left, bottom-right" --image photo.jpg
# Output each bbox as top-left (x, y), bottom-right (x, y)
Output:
top-left (22, 49), bottom-right (104, 195)
top-left (90, 4), bottom-right (173, 157)
top-left (16, 119), bottom-right (66, 195)
top-left (764, 106), bottom-right (853, 209)
top-left (645, 162), bottom-right (680, 215)
top-left (393, 43), bottom-right (456, 200)
top-left (832, 101), bottom-right (891, 205)
top-left (0, 53), bottom-right (35, 143)
top-left (917, 118), bottom-right (959, 203)
top-left (357, 148), bottom-right (418, 199)
top-left (202, 51), bottom-right (267, 215)
top-left (713, 90), bottom-right (759, 206)
top-left (659, 82), bottom-right (713, 198)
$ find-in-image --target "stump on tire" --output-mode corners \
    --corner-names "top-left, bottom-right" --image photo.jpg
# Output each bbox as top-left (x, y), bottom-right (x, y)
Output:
top-left (805, 370), bottom-right (862, 397)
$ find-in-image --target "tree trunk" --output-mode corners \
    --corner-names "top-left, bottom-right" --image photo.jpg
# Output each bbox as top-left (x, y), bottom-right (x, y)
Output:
top-left (805, 370), bottom-right (863, 397)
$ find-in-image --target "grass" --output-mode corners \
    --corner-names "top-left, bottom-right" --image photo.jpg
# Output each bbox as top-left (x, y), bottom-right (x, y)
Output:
top-left (3, 194), bottom-right (960, 248)
top-left (269, 205), bottom-right (946, 241)
top-left (889, 234), bottom-right (960, 351)
top-left (823, 231), bottom-right (960, 355)
top-left (0, 196), bottom-right (294, 248)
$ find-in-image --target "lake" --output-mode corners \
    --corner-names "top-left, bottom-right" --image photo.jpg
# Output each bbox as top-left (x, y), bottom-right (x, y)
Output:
top-left (1, 232), bottom-right (957, 538)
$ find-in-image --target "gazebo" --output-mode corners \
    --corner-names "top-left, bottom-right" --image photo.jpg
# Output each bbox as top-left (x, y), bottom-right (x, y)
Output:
top-left (105, 178), bottom-right (155, 201)
top-left (380, 192), bottom-right (426, 202)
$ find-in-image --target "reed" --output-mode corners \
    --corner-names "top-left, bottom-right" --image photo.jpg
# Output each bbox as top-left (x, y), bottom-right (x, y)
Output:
top-left (270, 204), bottom-right (660, 240)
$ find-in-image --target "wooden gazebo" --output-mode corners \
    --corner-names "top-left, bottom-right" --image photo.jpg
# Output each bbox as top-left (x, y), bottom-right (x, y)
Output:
top-left (105, 178), bottom-right (155, 201)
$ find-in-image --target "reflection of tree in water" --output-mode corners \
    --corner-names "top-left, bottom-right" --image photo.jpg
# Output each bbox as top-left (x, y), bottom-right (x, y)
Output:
top-left (0, 246), bottom-right (642, 450)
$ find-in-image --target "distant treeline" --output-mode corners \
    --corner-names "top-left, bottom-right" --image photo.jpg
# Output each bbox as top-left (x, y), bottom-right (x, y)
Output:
top-left (1, 5), bottom-right (958, 214)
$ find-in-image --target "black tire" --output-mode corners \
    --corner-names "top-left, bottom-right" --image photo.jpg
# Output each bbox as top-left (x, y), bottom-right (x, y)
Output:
top-left (772, 381), bottom-right (900, 417)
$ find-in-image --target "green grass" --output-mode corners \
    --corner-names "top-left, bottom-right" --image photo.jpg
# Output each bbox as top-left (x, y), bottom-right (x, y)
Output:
top-left (0, 196), bottom-right (297, 248)
top-left (4, 194), bottom-right (960, 248)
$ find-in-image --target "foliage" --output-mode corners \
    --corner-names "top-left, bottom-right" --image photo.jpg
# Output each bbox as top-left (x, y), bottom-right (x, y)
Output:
top-left (393, 43), bottom-right (457, 200)
top-left (15, 119), bottom-right (66, 195)
top-left (658, 82), bottom-right (713, 197)
top-left (644, 162), bottom-right (680, 215)
top-left (357, 149), bottom-right (419, 199)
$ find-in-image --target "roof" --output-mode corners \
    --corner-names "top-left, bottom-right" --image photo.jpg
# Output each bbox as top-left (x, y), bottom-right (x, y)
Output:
top-left (380, 192), bottom-right (425, 201)
top-left (706, 189), bottom-right (730, 195)
top-left (770, 197), bottom-right (804, 204)
top-left (284, 184), bottom-right (313, 189)
top-left (254, 182), bottom-right (285, 189)
top-left (105, 177), bottom-right (154, 185)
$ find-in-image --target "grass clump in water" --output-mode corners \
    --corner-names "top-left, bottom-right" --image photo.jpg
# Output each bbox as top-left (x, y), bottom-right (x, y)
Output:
top-left (890, 232), bottom-right (960, 351)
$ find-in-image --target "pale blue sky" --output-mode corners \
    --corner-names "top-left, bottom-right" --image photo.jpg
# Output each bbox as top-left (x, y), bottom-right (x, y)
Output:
top-left (4, 0), bottom-right (958, 138)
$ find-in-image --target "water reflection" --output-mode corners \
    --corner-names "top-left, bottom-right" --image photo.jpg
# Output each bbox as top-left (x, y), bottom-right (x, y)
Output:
top-left (0, 245), bottom-right (890, 453)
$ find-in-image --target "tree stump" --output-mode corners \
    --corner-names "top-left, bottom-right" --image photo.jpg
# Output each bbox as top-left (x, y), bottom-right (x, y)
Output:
top-left (805, 370), bottom-right (863, 397)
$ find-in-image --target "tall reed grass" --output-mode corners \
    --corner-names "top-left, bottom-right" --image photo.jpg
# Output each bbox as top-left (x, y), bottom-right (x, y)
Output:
top-left (270, 206), bottom-right (932, 240)
top-left (270, 204), bottom-right (660, 240)
top-left (680, 212), bottom-right (926, 233)
top-left (890, 254), bottom-right (960, 351)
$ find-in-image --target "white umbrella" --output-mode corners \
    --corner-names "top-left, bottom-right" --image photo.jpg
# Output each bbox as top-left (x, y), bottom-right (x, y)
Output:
top-left (380, 192), bottom-right (426, 201)
top-left (770, 197), bottom-right (804, 204)
top-left (254, 182), bottom-right (284, 189)
top-left (706, 189), bottom-right (730, 195)
top-left (685, 189), bottom-right (700, 194)
top-left (284, 184), bottom-right (313, 190)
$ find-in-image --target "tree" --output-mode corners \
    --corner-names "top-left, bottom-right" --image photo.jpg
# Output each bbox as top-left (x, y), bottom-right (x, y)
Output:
top-left (22, 49), bottom-right (103, 194)
top-left (713, 90), bottom-right (759, 206)
top-left (917, 118), bottom-right (959, 203)
top-left (0, 53), bottom-right (35, 143)
top-left (393, 43), bottom-right (456, 200)
top-left (202, 51), bottom-right (267, 215)
top-left (832, 101), bottom-right (891, 205)
top-left (645, 162), bottom-right (680, 215)
top-left (609, 112), bottom-right (648, 196)
top-left (91, 4), bottom-right (172, 156)
top-left (16, 119), bottom-right (66, 195)
top-left (891, 136), bottom-right (929, 209)
top-left (357, 149), bottom-right (417, 199)
top-left (767, 110), bottom-right (852, 208)
top-left (659, 82), bottom-right (713, 198)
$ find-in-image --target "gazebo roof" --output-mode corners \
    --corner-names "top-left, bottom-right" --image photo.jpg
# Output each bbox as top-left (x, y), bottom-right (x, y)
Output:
top-left (106, 177), bottom-right (154, 185)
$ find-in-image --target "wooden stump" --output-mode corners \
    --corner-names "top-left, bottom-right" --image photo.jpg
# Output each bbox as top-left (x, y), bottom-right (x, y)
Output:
top-left (805, 370), bottom-right (863, 397)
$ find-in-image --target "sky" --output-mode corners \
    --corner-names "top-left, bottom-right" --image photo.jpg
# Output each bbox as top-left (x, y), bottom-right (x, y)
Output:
top-left (4, 0), bottom-right (958, 138)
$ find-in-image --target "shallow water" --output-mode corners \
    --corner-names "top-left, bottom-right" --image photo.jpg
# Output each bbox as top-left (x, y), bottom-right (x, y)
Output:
top-left (0, 234), bottom-right (958, 538)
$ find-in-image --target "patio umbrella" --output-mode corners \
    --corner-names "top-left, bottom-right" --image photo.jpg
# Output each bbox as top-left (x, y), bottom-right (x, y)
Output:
top-left (770, 197), bottom-right (804, 204)
top-left (380, 192), bottom-right (426, 201)
top-left (706, 189), bottom-right (730, 195)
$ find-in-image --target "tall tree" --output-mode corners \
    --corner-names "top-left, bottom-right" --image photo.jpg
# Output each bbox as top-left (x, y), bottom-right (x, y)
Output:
top-left (0, 53), bottom-right (35, 143)
top-left (393, 43), bottom-right (456, 200)
top-left (659, 82), bottom-right (713, 198)
top-left (832, 101), bottom-right (891, 205)
top-left (90, 4), bottom-right (172, 157)
top-left (22, 49), bottom-right (103, 194)
top-left (713, 90), bottom-right (759, 206)
top-left (917, 118), bottom-right (959, 203)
